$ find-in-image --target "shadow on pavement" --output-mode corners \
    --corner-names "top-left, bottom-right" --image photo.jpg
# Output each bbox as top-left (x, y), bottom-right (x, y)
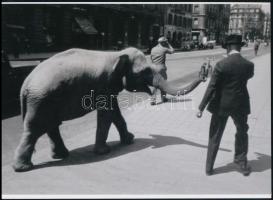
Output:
top-left (33, 134), bottom-right (231, 171)
top-left (213, 152), bottom-right (271, 175)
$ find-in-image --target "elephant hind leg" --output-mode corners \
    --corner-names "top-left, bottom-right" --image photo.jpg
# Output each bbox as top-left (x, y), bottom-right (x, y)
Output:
top-left (13, 127), bottom-right (43, 172)
top-left (47, 126), bottom-right (69, 159)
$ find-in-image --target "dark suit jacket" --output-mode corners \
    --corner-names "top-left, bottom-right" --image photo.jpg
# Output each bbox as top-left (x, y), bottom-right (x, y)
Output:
top-left (199, 53), bottom-right (254, 116)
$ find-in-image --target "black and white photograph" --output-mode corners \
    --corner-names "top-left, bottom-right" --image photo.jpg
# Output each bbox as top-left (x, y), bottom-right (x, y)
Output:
top-left (1, 1), bottom-right (271, 199)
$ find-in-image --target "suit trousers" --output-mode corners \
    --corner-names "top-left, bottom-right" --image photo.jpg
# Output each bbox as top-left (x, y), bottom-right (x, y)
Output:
top-left (206, 112), bottom-right (249, 172)
top-left (151, 68), bottom-right (168, 101)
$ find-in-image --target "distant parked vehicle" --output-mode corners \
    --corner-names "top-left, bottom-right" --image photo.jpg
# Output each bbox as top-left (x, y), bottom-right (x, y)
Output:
top-left (181, 41), bottom-right (194, 51)
top-left (207, 40), bottom-right (216, 49)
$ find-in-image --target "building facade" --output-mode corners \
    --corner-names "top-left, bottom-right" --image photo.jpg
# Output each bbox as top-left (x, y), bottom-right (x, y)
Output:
top-left (2, 4), bottom-right (162, 54)
top-left (192, 4), bottom-right (230, 44)
top-left (162, 4), bottom-right (193, 48)
top-left (263, 13), bottom-right (271, 40)
top-left (228, 4), bottom-right (265, 40)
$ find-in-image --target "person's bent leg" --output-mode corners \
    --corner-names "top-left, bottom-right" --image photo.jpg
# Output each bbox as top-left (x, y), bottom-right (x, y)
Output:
top-left (206, 113), bottom-right (228, 174)
top-left (160, 68), bottom-right (168, 102)
top-left (150, 87), bottom-right (157, 105)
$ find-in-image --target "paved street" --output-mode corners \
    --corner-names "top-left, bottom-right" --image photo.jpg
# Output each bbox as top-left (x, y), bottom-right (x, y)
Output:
top-left (2, 45), bottom-right (271, 197)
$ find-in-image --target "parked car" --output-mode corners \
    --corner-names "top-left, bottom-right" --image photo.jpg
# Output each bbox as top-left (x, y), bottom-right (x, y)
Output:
top-left (181, 41), bottom-right (194, 51)
top-left (207, 40), bottom-right (216, 49)
top-left (192, 39), bottom-right (200, 49)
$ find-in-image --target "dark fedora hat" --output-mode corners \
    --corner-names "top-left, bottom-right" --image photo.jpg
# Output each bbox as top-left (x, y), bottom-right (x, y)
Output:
top-left (222, 34), bottom-right (245, 49)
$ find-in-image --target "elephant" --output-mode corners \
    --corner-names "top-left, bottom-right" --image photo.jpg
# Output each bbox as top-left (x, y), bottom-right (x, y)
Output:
top-left (12, 47), bottom-right (208, 172)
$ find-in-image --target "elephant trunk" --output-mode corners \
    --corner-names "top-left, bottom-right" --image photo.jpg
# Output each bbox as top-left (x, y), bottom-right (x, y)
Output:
top-left (153, 76), bottom-right (202, 96)
top-left (152, 64), bottom-right (208, 96)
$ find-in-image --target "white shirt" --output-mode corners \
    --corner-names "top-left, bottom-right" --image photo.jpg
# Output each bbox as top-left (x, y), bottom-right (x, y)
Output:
top-left (228, 50), bottom-right (240, 56)
top-left (151, 44), bottom-right (174, 67)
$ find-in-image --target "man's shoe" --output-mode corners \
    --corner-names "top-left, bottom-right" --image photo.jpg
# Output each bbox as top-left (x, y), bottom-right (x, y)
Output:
top-left (206, 169), bottom-right (214, 176)
top-left (234, 161), bottom-right (251, 176)
top-left (150, 101), bottom-right (156, 106)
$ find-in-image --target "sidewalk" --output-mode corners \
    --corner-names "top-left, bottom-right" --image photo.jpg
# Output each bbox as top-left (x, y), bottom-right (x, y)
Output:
top-left (2, 54), bottom-right (271, 196)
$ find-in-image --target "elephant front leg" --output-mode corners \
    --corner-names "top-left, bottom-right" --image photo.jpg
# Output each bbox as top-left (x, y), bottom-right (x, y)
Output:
top-left (112, 98), bottom-right (134, 145)
top-left (47, 127), bottom-right (69, 159)
top-left (94, 110), bottom-right (112, 155)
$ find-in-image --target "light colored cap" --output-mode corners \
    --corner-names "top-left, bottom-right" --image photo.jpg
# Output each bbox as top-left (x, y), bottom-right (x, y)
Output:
top-left (158, 37), bottom-right (168, 43)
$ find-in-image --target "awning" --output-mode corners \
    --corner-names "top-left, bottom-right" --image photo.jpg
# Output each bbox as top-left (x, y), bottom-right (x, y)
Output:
top-left (6, 24), bottom-right (26, 30)
top-left (75, 17), bottom-right (98, 35)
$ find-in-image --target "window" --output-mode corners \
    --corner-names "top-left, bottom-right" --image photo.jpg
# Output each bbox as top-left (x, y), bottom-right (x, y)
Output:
top-left (174, 15), bottom-right (177, 26)
top-left (194, 18), bottom-right (198, 25)
top-left (168, 14), bottom-right (173, 25)
top-left (189, 5), bottom-right (192, 12)
top-left (194, 5), bottom-right (199, 12)
top-left (179, 16), bottom-right (182, 26)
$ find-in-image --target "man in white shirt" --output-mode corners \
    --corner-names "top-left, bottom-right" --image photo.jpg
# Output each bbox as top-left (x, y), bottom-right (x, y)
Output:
top-left (150, 36), bottom-right (174, 105)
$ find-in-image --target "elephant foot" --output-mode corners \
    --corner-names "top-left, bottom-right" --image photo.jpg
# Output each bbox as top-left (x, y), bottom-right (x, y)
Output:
top-left (12, 161), bottom-right (34, 172)
top-left (120, 132), bottom-right (135, 145)
top-left (51, 148), bottom-right (69, 159)
top-left (94, 144), bottom-right (111, 155)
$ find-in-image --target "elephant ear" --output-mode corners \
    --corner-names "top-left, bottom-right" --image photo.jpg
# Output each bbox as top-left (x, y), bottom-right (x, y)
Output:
top-left (112, 54), bottom-right (130, 79)
top-left (110, 54), bottom-right (130, 92)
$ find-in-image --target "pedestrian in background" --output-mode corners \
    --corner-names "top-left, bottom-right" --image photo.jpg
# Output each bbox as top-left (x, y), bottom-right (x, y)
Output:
top-left (254, 38), bottom-right (260, 56)
top-left (196, 34), bottom-right (254, 176)
top-left (150, 36), bottom-right (174, 105)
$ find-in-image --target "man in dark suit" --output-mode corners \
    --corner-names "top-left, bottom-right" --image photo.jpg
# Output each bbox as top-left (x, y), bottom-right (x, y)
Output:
top-left (196, 34), bottom-right (254, 176)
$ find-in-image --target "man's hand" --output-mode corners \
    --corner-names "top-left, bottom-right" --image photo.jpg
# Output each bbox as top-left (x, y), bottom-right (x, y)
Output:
top-left (196, 110), bottom-right (203, 118)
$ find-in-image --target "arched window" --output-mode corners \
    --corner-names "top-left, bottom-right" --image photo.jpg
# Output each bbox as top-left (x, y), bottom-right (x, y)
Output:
top-left (194, 18), bottom-right (198, 25)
